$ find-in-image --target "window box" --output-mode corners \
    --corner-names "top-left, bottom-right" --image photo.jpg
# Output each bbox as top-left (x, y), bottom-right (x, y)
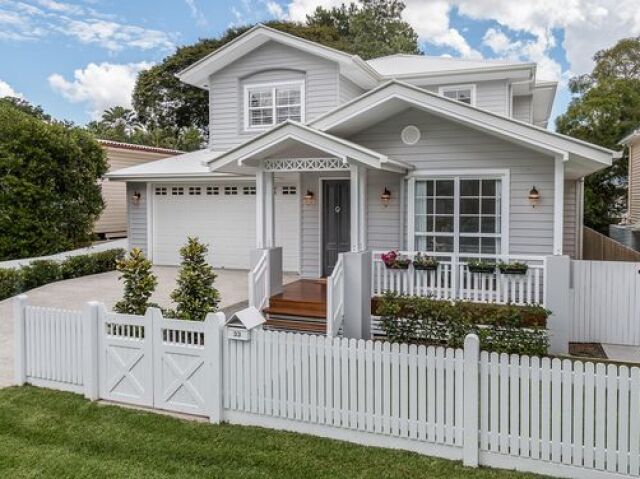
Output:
top-left (381, 251), bottom-right (411, 270)
top-left (498, 261), bottom-right (529, 275)
top-left (467, 259), bottom-right (496, 274)
top-left (412, 253), bottom-right (439, 271)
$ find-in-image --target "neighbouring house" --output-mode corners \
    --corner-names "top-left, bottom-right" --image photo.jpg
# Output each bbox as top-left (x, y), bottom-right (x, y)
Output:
top-left (95, 140), bottom-right (181, 238)
top-left (610, 128), bottom-right (640, 252)
top-left (107, 25), bottom-right (615, 331)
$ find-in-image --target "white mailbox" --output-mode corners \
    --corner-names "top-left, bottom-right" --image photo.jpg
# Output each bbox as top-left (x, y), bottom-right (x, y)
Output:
top-left (225, 306), bottom-right (266, 341)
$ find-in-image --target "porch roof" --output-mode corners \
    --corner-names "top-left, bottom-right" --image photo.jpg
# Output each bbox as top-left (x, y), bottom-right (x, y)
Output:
top-left (205, 121), bottom-right (412, 174)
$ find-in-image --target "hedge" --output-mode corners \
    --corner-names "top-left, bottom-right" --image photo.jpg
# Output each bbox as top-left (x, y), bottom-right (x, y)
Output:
top-left (0, 249), bottom-right (125, 301)
top-left (375, 292), bottom-right (549, 356)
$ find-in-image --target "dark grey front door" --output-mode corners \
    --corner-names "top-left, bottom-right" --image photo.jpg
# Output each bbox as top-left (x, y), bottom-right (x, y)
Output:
top-left (322, 180), bottom-right (350, 276)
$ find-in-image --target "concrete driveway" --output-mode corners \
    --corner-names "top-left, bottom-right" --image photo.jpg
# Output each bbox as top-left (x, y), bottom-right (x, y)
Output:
top-left (0, 267), bottom-right (292, 389)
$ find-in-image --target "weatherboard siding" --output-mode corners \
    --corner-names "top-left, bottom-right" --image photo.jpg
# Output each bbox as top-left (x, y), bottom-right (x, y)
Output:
top-left (512, 95), bottom-right (533, 123)
top-left (208, 41), bottom-right (339, 151)
top-left (422, 80), bottom-right (509, 116)
top-left (339, 75), bottom-right (365, 104)
top-left (127, 182), bottom-right (148, 254)
top-left (349, 108), bottom-right (557, 256)
top-left (563, 180), bottom-right (578, 258)
top-left (630, 141), bottom-right (640, 223)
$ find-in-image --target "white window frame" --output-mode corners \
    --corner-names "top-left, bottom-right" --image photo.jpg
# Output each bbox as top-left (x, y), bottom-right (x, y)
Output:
top-left (438, 84), bottom-right (477, 107)
top-left (243, 80), bottom-right (305, 131)
top-left (407, 169), bottom-right (510, 255)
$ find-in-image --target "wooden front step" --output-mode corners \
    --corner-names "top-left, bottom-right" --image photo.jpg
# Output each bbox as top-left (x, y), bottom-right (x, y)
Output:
top-left (265, 317), bottom-right (326, 334)
top-left (264, 279), bottom-right (328, 333)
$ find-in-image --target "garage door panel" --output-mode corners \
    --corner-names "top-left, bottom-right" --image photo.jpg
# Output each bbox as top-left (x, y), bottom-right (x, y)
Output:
top-left (152, 183), bottom-right (299, 271)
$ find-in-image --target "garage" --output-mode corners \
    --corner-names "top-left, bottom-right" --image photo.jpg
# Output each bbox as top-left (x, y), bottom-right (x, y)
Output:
top-left (151, 181), bottom-right (300, 271)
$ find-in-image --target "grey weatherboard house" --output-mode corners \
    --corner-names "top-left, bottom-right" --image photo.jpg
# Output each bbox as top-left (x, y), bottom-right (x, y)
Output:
top-left (108, 24), bottom-right (615, 333)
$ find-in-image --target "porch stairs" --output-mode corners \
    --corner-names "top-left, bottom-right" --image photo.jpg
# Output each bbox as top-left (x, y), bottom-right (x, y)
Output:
top-left (263, 279), bottom-right (327, 334)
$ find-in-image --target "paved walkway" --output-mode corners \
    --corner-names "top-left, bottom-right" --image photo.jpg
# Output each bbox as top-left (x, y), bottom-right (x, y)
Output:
top-left (0, 267), bottom-right (296, 389)
top-left (602, 343), bottom-right (640, 363)
top-left (0, 239), bottom-right (128, 269)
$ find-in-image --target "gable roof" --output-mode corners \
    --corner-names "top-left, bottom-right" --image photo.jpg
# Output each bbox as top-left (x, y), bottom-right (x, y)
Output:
top-left (177, 24), bottom-right (380, 90)
top-left (206, 120), bottom-right (410, 174)
top-left (309, 80), bottom-right (614, 178)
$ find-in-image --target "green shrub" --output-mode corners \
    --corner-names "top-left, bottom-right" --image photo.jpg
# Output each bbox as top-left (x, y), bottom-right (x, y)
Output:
top-left (376, 292), bottom-right (549, 356)
top-left (20, 260), bottom-right (62, 290)
top-left (114, 248), bottom-right (158, 315)
top-left (166, 237), bottom-right (219, 321)
top-left (0, 268), bottom-right (22, 300)
top-left (61, 248), bottom-right (125, 279)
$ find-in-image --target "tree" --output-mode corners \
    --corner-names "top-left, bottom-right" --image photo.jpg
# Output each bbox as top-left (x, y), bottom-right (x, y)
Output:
top-left (131, 1), bottom-right (419, 137)
top-left (168, 237), bottom-right (219, 321)
top-left (556, 36), bottom-right (640, 232)
top-left (0, 101), bottom-right (107, 260)
top-left (114, 248), bottom-right (158, 315)
top-left (100, 106), bottom-right (143, 135)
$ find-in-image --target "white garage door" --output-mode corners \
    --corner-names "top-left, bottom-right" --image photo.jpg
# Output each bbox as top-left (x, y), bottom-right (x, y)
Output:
top-left (152, 182), bottom-right (299, 271)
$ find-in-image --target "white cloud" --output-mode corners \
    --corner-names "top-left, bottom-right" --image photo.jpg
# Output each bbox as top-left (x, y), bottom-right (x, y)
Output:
top-left (0, 0), bottom-right (175, 51)
top-left (185, 0), bottom-right (207, 27)
top-left (0, 79), bottom-right (23, 99)
top-left (264, 0), bottom-right (286, 19)
top-left (48, 62), bottom-right (152, 120)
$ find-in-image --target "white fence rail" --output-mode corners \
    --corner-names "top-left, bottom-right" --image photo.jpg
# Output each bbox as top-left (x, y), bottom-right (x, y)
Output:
top-left (248, 250), bottom-right (270, 311)
top-left (372, 251), bottom-right (546, 306)
top-left (14, 295), bottom-right (640, 478)
top-left (326, 254), bottom-right (345, 337)
top-left (570, 260), bottom-right (640, 346)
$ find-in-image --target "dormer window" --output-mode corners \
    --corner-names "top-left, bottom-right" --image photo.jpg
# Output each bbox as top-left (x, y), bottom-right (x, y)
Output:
top-left (439, 84), bottom-right (476, 106)
top-left (245, 81), bottom-right (304, 130)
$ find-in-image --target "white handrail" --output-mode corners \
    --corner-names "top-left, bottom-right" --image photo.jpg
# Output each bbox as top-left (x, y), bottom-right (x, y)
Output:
top-left (326, 254), bottom-right (345, 337)
top-left (371, 250), bottom-right (546, 306)
top-left (248, 250), bottom-right (270, 311)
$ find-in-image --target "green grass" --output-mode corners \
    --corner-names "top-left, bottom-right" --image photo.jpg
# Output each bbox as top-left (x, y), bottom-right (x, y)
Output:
top-left (0, 386), bottom-right (547, 478)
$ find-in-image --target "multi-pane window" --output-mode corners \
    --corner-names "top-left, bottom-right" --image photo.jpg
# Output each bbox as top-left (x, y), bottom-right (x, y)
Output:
top-left (154, 187), bottom-right (167, 196)
top-left (206, 186), bottom-right (219, 195)
top-left (414, 177), bottom-right (502, 255)
top-left (171, 186), bottom-right (184, 196)
top-left (246, 82), bottom-right (303, 129)
top-left (243, 186), bottom-right (256, 195)
top-left (439, 85), bottom-right (474, 105)
top-left (188, 186), bottom-right (201, 196)
top-left (224, 186), bottom-right (238, 195)
top-left (281, 186), bottom-right (297, 195)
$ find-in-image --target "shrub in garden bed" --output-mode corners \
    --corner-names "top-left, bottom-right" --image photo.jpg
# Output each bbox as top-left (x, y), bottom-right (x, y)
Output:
top-left (375, 292), bottom-right (549, 356)
top-left (0, 248), bottom-right (125, 301)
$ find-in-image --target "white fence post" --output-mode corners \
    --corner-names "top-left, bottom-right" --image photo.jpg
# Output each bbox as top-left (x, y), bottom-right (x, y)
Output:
top-left (463, 334), bottom-right (480, 467)
top-left (207, 311), bottom-right (226, 424)
top-left (83, 301), bottom-right (101, 400)
top-left (545, 255), bottom-right (571, 354)
top-left (13, 294), bottom-right (28, 386)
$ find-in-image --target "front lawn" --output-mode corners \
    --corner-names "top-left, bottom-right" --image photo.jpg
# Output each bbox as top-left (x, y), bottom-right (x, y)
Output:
top-left (0, 386), bottom-right (545, 478)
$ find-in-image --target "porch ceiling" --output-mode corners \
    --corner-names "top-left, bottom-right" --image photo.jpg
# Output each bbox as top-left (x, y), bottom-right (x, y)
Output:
top-left (206, 121), bottom-right (411, 174)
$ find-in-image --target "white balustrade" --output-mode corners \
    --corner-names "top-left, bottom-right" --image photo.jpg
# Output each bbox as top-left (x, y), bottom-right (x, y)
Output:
top-left (326, 254), bottom-right (345, 337)
top-left (248, 250), bottom-right (270, 311)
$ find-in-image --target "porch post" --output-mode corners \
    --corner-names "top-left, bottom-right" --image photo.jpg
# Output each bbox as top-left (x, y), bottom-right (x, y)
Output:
top-left (256, 169), bottom-right (265, 249)
top-left (255, 168), bottom-right (275, 249)
top-left (350, 163), bottom-right (366, 252)
top-left (553, 154), bottom-right (565, 255)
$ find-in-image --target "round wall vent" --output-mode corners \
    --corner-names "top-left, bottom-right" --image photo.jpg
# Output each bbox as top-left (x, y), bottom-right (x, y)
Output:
top-left (401, 125), bottom-right (421, 145)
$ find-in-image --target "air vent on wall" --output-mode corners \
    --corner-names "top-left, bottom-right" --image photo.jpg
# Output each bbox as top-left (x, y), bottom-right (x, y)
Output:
top-left (401, 125), bottom-right (421, 145)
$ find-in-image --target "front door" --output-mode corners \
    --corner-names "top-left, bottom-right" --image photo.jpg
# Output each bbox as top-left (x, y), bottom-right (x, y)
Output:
top-left (322, 180), bottom-right (350, 276)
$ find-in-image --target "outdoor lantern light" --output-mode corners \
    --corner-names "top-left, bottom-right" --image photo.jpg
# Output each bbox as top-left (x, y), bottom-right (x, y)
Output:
top-left (303, 190), bottom-right (315, 205)
top-left (131, 191), bottom-right (141, 204)
top-left (528, 186), bottom-right (540, 207)
top-left (381, 187), bottom-right (392, 207)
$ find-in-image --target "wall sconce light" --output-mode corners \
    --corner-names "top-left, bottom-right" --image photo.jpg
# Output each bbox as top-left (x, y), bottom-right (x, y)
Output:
top-left (528, 186), bottom-right (540, 207)
top-left (131, 191), bottom-right (141, 205)
top-left (381, 187), bottom-right (392, 207)
top-left (303, 190), bottom-right (315, 205)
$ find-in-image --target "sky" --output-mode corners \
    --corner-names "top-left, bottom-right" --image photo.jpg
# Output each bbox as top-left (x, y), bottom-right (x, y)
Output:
top-left (1, 0), bottom-right (639, 131)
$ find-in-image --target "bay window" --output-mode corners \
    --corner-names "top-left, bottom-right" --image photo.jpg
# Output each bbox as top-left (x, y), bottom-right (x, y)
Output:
top-left (412, 174), bottom-right (506, 255)
top-left (245, 81), bottom-right (304, 130)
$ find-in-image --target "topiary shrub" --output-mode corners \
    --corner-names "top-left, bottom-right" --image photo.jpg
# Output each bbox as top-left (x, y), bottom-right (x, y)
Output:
top-left (376, 292), bottom-right (549, 356)
top-left (113, 248), bottom-right (158, 315)
top-left (167, 237), bottom-right (219, 321)
top-left (0, 268), bottom-right (22, 300)
top-left (20, 260), bottom-right (62, 290)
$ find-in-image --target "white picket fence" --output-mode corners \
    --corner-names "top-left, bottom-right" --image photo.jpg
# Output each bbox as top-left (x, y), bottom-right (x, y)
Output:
top-left (372, 251), bottom-right (546, 306)
top-left (13, 295), bottom-right (640, 479)
top-left (570, 260), bottom-right (640, 346)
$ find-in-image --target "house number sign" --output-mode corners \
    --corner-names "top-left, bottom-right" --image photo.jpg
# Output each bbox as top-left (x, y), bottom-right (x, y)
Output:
top-left (227, 329), bottom-right (250, 341)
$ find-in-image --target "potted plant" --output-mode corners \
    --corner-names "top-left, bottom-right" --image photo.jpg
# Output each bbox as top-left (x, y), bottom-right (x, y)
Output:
top-left (467, 259), bottom-right (496, 274)
top-left (381, 250), bottom-right (411, 269)
top-left (498, 261), bottom-right (529, 275)
top-left (413, 252), bottom-right (439, 271)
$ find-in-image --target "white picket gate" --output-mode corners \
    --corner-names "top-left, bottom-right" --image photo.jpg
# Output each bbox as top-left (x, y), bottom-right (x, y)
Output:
top-left (570, 260), bottom-right (640, 345)
top-left (13, 295), bottom-right (640, 479)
